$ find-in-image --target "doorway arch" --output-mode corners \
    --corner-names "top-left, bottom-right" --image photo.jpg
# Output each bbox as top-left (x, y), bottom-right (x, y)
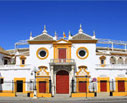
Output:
top-left (56, 70), bottom-right (69, 94)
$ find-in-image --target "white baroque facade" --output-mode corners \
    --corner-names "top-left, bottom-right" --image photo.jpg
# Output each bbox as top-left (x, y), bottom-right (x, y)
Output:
top-left (0, 25), bottom-right (127, 97)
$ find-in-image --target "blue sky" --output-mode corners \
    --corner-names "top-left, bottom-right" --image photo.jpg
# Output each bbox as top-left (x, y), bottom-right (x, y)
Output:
top-left (0, 1), bottom-right (127, 50)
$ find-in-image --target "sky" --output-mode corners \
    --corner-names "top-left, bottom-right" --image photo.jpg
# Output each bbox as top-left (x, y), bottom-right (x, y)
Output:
top-left (0, 1), bottom-right (127, 50)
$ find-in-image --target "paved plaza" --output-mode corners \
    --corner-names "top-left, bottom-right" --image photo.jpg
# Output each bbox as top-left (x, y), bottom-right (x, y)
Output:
top-left (0, 96), bottom-right (127, 103)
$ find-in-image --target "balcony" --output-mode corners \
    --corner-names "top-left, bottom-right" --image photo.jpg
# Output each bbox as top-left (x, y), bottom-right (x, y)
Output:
top-left (50, 59), bottom-right (75, 65)
top-left (96, 64), bottom-right (127, 70)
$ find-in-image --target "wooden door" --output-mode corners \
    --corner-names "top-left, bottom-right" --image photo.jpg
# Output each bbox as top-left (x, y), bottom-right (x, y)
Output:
top-left (56, 70), bottom-right (69, 94)
top-left (17, 81), bottom-right (23, 92)
top-left (39, 81), bottom-right (46, 93)
top-left (118, 80), bottom-right (125, 92)
top-left (58, 48), bottom-right (66, 62)
top-left (100, 81), bottom-right (107, 92)
top-left (79, 81), bottom-right (87, 92)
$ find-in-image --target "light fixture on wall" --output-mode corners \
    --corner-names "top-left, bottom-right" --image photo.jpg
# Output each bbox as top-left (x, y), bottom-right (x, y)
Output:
top-left (125, 70), bottom-right (127, 75)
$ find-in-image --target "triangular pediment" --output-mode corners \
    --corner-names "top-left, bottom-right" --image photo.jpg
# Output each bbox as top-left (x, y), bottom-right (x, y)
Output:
top-left (71, 33), bottom-right (93, 40)
top-left (53, 39), bottom-right (72, 45)
top-left (31, 34), bottom-right (53, 41)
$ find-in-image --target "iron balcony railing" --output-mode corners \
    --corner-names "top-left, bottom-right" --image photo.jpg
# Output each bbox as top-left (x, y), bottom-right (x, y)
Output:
top-left (50, 59), bottom-right (75, 65)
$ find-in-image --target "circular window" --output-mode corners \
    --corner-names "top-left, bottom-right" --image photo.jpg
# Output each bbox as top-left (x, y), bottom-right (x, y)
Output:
top-left (36, 47), bottom-right (49, 60)
top-left (39, 50), bottom-right (46, 57)
top-left (76, 47), bottom-right (89, 59)
top-left (79, 50), bottom-right (86, 57)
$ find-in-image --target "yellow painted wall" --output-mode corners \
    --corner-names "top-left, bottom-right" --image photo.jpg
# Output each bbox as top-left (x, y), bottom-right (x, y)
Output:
top-left (71, 93), bottom-right (94, 97)
top-left (113, 92), bottom-right (127, 96)
top-left (0, 93), bottom-right (15, 97)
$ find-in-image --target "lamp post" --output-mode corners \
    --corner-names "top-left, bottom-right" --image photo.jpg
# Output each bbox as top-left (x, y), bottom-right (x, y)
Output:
top-left (33, 67), bottom-right (38, 99)
top-left (85, 75), bottom-right (88, 99)
top-left (71, 78), bottom-right (74, 93)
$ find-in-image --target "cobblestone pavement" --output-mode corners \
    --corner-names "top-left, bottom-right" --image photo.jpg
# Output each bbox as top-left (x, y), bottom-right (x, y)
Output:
top-left (0, 97), bottom-right (127, 103)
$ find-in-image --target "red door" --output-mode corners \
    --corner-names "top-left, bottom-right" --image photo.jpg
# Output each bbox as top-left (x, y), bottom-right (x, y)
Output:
top-left (58, 48), bottom-right (66, 62)
top-left (100, 81), bottom-right (107, 92)
top-left (39, 81), bottom-right (46, 93)
top-left (56, 70), bottom-right (69, 94)
top-left (118, 80), bottom-right (125, 92)
top-left (79, 81), bottom-right (87, 92)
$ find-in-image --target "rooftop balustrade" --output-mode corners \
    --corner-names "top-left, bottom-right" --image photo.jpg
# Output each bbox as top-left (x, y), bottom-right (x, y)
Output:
top-left (96, 64), bottom-right (127, 70)
top-left (0, 64), bottom-right (31, 70)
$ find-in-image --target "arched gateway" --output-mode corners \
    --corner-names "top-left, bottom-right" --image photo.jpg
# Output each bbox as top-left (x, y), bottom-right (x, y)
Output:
top-left (56, 70), bottom-right (69, 94)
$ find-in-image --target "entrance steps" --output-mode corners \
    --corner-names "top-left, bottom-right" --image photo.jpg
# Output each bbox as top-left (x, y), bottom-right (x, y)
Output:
top-left (97, 92), bottom-right (110, 97)
top-left (54, 94), bottom-right (70, 98)
top-left (16, 93), bottom-right (27, 97)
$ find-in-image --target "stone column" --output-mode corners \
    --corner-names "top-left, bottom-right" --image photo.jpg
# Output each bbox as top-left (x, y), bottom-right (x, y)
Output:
top-left (69, 65), bottom-right (75, 96)
top-left (71, 65), bottom-right (75, 78)
top-left (50, 66), bottom-right (54, 96)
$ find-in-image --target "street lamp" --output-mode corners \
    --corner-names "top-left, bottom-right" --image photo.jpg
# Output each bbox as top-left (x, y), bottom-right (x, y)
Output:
top-left (32, 67), bottom-right (38, 99)
top-left (85, 75), bottom-right (88, 99)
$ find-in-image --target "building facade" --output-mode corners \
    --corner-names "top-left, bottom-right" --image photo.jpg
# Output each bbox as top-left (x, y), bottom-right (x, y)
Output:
top-left (0, 25), bottom-right (127, 97)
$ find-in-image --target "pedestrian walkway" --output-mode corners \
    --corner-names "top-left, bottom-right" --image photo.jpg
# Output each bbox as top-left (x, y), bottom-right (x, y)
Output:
top-left (0, 96), bottom-right (126, 101)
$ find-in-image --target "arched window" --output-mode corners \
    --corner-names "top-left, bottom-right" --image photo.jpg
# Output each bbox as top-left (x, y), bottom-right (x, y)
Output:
top-left (99, 56), bottom-right (106, 67)
top-left (20, 56), bottom-right (26, 67)
top-left (118, 57), bottom-right (124, 64)
top-left (110, 56), bottom-right (116, 64)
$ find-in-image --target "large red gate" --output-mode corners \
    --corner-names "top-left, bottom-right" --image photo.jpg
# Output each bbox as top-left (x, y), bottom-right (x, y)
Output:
top-left (56, 70), bottom-right (69, 94)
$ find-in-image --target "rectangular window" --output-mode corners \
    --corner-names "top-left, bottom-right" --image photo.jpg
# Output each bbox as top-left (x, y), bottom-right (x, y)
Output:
top-left (101, 59), bottom-right (104, 64)
top-left (4, 60), bottom-right (8, 65)
top-left (0, 78), bottom-right (4, 84)
top-left (22, 60), bottom-right (25, 65)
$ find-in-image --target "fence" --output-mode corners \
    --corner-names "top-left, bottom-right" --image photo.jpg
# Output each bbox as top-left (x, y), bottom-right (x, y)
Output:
top-left (0, 80), bottom-right (127, 97)
top-left (71, 80), bottom-right (127, 96)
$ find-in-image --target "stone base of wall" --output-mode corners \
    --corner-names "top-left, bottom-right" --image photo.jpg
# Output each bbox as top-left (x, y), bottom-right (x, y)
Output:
top-left (0, 93), bottom-right (15, 97)
top-left (71, 93), bottom-right (95, 97)
top-left (113, 92), bottom-right (127, 96)
top-left (30, 92), bottom-right (52, 97)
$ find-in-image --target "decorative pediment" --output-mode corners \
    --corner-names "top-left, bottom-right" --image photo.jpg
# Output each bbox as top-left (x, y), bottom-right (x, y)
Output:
top-left (36, 66), bottom-right (49, 77)
top-left (53, 39), bottom-right (72, 45)
top-left (76, 65), bottom-right (90, 77)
